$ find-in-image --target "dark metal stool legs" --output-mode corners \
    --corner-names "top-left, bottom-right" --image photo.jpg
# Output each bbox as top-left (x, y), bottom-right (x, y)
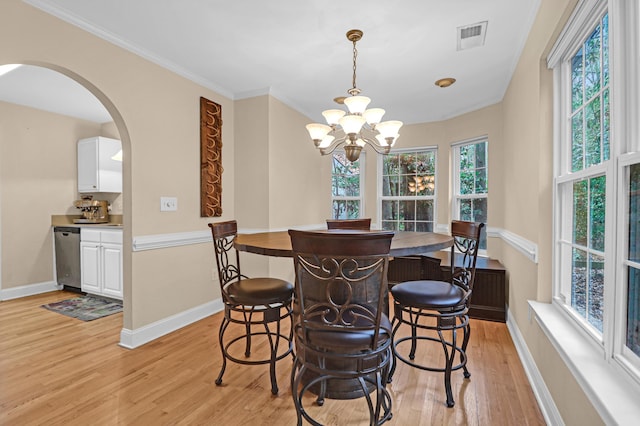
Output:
top-left (389, 220), bottom-right (484, 408)
top-left (209, 220), bottom-right (294, 395)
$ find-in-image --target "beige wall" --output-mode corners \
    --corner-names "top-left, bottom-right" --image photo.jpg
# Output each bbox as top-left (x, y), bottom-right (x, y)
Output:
top-left (267, 96), bottom-right (332, 281)
top-left (0, 101), bottom-right (102, 287)
top-left (234, 96), bottom-right (270, 230)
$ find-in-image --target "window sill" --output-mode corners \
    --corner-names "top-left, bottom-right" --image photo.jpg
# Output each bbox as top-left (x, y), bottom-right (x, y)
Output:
top-left (528, 301), bottom-right (640, 425)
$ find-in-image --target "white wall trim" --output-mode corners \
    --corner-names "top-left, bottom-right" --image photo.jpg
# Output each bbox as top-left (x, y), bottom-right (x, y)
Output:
top-left (547, 0), bottom-right (607, 68)
top-left (119, 298), bottom-right (224, 349)
top-left (496, 228), bottom-right (538, 263)
top-left (131, 224), bottom-right (324, 252)
top-left (131, 225), bottom-right (539, 265)
top-left (506, 308), bottom-right (564, 426)
top-left (0, 280), bottom-right (60, 301)
top-left (132, 230), bottom-right (212, 251)
top-left (528, 300), bottom-right (640, 426)
top-left (435, 222), bottom-right (449, 233)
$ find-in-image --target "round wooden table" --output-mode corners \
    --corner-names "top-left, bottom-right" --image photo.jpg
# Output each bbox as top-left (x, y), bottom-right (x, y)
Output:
top-left (235, 230), bottom-right (453, 258)
top-left (234, 229), bottom-right (453, 400)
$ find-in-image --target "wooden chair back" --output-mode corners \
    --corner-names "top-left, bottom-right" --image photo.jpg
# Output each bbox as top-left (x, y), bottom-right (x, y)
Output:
top-left (448, 220), bottom-right (485, 295)
top-left (208, 220), bottom-right (244, 289)
top-left (326, 218), bottom-right (372, 230)
top-left (288, 230), bottom-right (393, 352)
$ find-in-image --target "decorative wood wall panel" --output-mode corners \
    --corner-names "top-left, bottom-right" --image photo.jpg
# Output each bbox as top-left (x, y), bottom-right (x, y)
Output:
top-left (200, 97), bottom-right (223, 217)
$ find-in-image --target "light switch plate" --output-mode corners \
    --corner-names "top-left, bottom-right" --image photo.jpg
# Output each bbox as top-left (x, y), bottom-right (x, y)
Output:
top-left (160, 197), bottom-right (177, 211)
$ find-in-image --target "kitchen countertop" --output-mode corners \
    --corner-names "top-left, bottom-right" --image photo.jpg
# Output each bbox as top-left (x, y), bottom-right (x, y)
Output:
top-left (51, 214), bottom-right (123, 228)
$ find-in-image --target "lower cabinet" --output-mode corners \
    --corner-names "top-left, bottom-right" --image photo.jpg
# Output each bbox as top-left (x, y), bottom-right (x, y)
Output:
top-left (80, 228), bottom-right (123, 300)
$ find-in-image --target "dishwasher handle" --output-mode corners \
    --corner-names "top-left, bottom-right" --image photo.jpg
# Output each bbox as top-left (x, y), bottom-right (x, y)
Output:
top-left (54, 226), bottom-right (80, 234)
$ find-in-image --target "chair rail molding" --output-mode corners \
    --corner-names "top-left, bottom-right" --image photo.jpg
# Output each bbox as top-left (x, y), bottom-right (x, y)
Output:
top-left (131, 224), bottom-right (324, 252)
top-left (132, 230), bottom-right (212, 251)
top-left (493, 228), bottom-right (538, 263)
top-left (131, 225), bottom-right (538, 264)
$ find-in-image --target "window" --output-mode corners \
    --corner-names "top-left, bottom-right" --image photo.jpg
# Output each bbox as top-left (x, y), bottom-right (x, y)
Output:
top-left (379, 149), bottom-right (436, 231)
top-left (331, 152), bottom-right (364, 219)
top-left (554, 10), bottom-right (609, 335)
top-left (619, 153), bottom-right (640, 374)
top-left (453, 139), bottom-right (488, 249)
top-left (551, 0), bottom-right (640, 382)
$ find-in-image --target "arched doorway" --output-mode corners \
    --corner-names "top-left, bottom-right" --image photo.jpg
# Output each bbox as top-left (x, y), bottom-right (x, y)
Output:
top-left (0, 63), bottom-right (131, 330)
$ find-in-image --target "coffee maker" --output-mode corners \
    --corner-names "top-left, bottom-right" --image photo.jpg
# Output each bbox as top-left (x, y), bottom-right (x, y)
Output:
top-left (73, 195), bottom-right (110, 223)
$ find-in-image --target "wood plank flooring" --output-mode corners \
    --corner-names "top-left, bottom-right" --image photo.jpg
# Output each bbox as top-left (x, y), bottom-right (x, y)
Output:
top-left (0, 291), bottom-right (545, 425)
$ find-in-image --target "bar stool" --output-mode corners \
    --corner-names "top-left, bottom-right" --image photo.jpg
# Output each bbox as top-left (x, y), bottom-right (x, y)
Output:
top-left (289, 229), bottom-right (394, 425)
top-left (389, 220), bottom-right (484, 407)
top-left (208, 220), bottom-right (294, 395)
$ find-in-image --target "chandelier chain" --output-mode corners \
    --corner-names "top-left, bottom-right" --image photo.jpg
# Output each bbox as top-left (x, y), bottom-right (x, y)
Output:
top-left (352, 39), bottom-right (358, 91)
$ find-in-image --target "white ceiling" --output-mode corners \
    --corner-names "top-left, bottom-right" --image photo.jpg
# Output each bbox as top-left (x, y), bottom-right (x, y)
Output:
top-left (2, 0), bottom-right (540, 125)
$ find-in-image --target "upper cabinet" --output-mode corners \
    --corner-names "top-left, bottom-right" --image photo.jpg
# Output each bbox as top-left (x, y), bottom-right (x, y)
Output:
top-left (78, 136), bottom-right (122, 193)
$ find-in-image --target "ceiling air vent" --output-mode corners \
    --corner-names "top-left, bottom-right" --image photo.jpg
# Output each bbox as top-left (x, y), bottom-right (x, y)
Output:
top-left (457, 21), bottom-right (488, 51)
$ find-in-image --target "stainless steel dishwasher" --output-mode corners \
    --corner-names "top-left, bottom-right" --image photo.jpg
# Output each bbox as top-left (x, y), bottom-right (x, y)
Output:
top-left (54, 226), bottom-right (81, 292)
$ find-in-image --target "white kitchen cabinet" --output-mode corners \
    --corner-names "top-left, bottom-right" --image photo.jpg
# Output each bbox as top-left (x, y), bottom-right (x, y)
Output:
top-left (80, 228), bottom-right (123, 299)
top-left (78, 136), bottom-right (122, 193)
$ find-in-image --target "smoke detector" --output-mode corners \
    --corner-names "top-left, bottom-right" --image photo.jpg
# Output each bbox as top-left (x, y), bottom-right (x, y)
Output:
top-left (457, 21), bottom-right (488, 51)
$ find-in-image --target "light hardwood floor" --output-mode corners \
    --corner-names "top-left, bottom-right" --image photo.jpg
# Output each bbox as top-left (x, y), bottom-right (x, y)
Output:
top-left (0, 291), bottom-right (545, 425)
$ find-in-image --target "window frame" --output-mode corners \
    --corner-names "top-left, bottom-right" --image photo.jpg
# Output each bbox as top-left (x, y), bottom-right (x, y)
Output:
top-left (330, 150), bottom-right (365, 220)
top-left (451, 137), bottom-right (489, 250)
top-left (376, 146), bottom-right (438, 232)
top-left (549, 0), bottom-right (640, 385)
top-left (616, 152), bottom-right (640, 377)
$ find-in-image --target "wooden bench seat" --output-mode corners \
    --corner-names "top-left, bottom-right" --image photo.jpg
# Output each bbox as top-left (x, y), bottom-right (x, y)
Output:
top-left (388, 252), bottom-right (507, 322)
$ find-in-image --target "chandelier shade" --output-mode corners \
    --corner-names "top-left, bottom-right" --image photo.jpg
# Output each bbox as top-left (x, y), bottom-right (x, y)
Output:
top-left (306, 29), bottom-right (402, 162)
top-left (322, 109), bottom-right (346, 125)
top-left (343, 95), bottom-right (371, 114)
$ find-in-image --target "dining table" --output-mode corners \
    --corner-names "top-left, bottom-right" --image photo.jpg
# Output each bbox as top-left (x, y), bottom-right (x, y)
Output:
top-left (235, 229), bottom-right (454, 258)
top-left (234, 228), bottom-right (454, 400)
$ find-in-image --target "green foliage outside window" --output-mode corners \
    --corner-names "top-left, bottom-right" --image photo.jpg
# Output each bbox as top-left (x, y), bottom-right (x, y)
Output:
top-left (332, 153), bottom-right (361, 219)
top-left (571, 15), bottom-right (609, 172)
top-left (569, 13), bottom-right (609, 332)
top-left (381, 150), bottom-right (436, 231)
top-left (456, 141), bottom-right (488, 249)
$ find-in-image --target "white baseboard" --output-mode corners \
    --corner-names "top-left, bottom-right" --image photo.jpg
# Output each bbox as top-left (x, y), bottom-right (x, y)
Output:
top-left (506, 308), bottom-right (564, 426)
top-left (0, 280), bottom-right (61, 301)
top-left (119, 298), bottom-right (224, 349)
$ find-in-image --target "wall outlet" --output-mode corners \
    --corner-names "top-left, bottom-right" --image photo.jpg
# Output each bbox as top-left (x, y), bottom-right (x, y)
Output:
top-left (160, 197), bottom-right (177, 211)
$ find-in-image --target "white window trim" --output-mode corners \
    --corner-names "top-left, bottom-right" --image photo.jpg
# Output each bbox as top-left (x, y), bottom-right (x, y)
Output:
top-left (376, 146), bottom-right (438, 231)
top-left (551, 0), bottom-right (612, 349)
top-left (616, 152), bottom-right (640, 377)
top-left (331, 150), bottom-right (365, 219)
top-left (451, 137), bottom-right (489, 217)
top-left (451, 136), bottom-right (489, 254)
top-left (543, 0), bottom-right (640, 422)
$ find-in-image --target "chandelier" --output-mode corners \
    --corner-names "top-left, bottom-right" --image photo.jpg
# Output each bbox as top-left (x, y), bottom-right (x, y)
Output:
top-left (408, 175), bottom-right (434, 193)
top-left (305, 29), bottom-right (403, 162)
